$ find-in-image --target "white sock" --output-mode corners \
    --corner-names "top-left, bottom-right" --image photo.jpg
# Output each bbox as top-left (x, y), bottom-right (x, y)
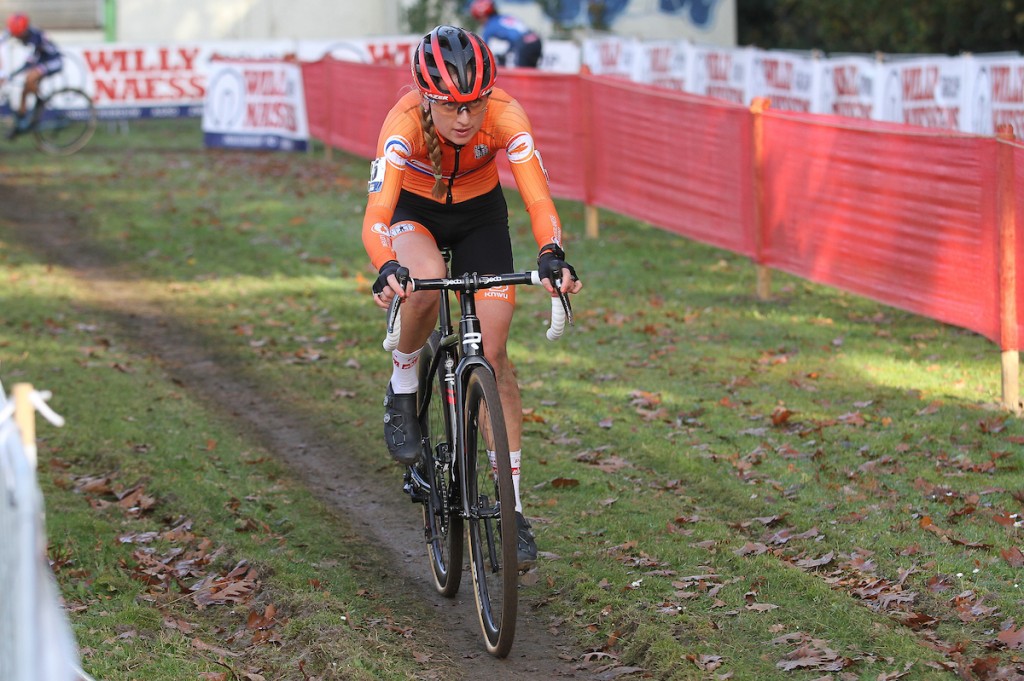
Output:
top-left (489, 449), bottom-right (524, 512)
top-left (390, 348), bottom-right (421, 394)
top-left (510, 450), bottom-right (522, 512)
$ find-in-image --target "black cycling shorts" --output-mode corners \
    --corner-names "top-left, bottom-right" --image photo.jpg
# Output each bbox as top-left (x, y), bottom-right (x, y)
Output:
top-left (390, 183), bottom-right (513, 278)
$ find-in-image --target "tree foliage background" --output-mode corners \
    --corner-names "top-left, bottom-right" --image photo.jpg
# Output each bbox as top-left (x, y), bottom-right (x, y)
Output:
top-left (738, 0), bottom-right (1024, 55)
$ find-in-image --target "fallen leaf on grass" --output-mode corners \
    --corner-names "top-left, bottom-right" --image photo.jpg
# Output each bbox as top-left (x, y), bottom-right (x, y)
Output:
top-left (792, 551), bottom-right (834, 570)
top-left (978, 416), bottom-right (1007, 433)
top-left (628, 390), bottom-right (661, 408)
top-left (192, 637), bottom-right (241, 658)
top-left (1000, 546), bottom-right (1024, 568)
top-left (191, 561), bottom-right (260, 608)
top-left (746, 602), bottom-right (779, 613)
top-left (770, 406), bottom-right (794, 426)
top-left (734, 541), bottom-right (770, 557)
top-left (997, 625), bottom-right (1024, 650)
top-left (776, 642), bottom-right (846, 672)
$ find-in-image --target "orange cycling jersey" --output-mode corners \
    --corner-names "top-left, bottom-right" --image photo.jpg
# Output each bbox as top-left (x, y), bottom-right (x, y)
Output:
top-left (362, 87), bottom-right (562, 270)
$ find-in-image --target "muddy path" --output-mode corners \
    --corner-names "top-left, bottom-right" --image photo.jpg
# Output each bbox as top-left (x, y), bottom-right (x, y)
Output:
top-left (0, 181), bottom-right (597, 680)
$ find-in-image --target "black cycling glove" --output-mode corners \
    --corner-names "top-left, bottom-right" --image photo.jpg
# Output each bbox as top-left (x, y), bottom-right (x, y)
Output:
top-left (537, 243), bottom-right (578, 284)
top-left (373, 260), bottom-right (403, 296)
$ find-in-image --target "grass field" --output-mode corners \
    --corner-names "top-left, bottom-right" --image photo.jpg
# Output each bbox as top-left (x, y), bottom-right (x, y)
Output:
top-left (2, 118), bottom-right (1024, 680)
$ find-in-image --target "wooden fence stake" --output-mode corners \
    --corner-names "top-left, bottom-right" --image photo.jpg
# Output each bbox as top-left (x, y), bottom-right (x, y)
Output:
top-left (750, 97), bottom-right (771, 300)
top-left (12, 383), bottom-right (37, 468)
top-left (997, 125), bottom-right (1020, 413)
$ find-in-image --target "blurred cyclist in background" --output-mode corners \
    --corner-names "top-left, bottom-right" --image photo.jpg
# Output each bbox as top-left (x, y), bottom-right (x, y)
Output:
top-left (1, 12), bottom-right (63, 137)
top-left (469, 0), bottom-right (543, 68)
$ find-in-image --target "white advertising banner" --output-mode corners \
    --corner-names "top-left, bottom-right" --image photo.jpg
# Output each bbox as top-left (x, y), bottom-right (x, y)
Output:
top-left (539, 39), bottom-right (583, 74)
top-left (59, 41), bottom-right (293, 119)
top-left (963, 55), bottom-right (1024, 137)
top-left (296, 35), bottom-right (420, 65)
top-left (201, 58), bottom-right (308, 151)
top-left (815, 55), bottom-right (878, 119)
top-left (3, 37), bottom-right (420, 120)
top-left (750, 49), bottom-right (815, 112)
top-left (691, 44), bottom-right (750, 105)
top-left (875, 56), bottom-right (968, 131)
top-left (632, 40), bottom-right (691, 92)
top-left (582, 37), bottom-right (638, 79)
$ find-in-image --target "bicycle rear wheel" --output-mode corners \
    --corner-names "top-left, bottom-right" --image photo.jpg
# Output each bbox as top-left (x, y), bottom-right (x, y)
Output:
top-left (33, 87), bottom-right (97, 156)
top-left (464, 367), bottom-right (518, 657)
top-left (418, 331), bottom-right (463, 597)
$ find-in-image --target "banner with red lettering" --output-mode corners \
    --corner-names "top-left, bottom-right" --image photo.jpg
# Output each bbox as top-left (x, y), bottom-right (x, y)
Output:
top-left (750, 49), bottom-right (815, 113)
top-left (63, 41), bottom-right (293, 119)
top-left (691, 45), bottom-right (751, 105)
top-left (581, 37), bottom-right (638, 79)
top-left (24, 37), bottom-right (415, 121)
top-left (815, 56), bottom-right (878, 119)
top-left (964, 55), bottom-right (1024, 137)
top-left (202, 57), bottom-right (308, 151)
top-left (874, 56), bottom-right (968, 131)
top-left (632, 40), bottom-right (691, 91)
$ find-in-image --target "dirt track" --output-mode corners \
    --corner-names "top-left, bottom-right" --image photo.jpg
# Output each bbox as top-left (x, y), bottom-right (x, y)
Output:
top-left (0, 180), bottom-right (599, 680)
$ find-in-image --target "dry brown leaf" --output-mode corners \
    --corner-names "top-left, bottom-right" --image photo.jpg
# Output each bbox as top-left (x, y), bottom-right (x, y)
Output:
top-left (192, 637), bottom-right (241, 658)
top-left (1000, 546), bottom-right (1024, 568)
top-left (997, 625), bottom-right (1024, 650)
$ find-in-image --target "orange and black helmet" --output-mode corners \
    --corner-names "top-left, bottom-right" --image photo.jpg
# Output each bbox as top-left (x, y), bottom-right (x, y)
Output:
top-left (413, 25), bottom-right (496, 104)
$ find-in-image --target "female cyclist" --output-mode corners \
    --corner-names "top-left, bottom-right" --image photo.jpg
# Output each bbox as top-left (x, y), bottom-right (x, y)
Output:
top-left (2, 13), bottom-right (63, 137)
top-left (362, 25), bottom-right (581, 567)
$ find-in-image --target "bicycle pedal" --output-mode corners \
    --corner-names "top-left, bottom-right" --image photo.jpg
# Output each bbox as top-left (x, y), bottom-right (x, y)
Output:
top-left (402, 480), bottom-right (428, 503)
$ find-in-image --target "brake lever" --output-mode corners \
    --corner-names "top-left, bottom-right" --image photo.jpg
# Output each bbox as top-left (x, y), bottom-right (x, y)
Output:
top-left (385, 267), bottom-right (411, 335)
top-left (553, 277), bottom-right (574, 327)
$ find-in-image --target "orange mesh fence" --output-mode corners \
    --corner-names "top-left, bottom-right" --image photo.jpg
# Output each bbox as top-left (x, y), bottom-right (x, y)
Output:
top-left (760, 112), bottom-right (1001, 344)
top-left (1008, 138), bottom-right (1024, 350)
top-left (583, 75), bottom-right (757, 257)
top-left (301, 59), bottom-right (1023, 352)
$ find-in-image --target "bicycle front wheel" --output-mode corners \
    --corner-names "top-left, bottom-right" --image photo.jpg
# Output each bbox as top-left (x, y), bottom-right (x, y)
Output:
top-left (418, 331), bottom-right (463, 597)
top-left (464, 367), bottom-right (518, 657)
top-left (33, 87), bottom-right (97, 156)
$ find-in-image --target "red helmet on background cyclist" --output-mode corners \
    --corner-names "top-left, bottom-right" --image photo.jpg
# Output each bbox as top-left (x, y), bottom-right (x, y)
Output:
top-left (470, 0), bottom-right (498, 22)
top-left (413, 25), bottom-right (496, 104)
top-left (7, 12), bottom-right (29, 38)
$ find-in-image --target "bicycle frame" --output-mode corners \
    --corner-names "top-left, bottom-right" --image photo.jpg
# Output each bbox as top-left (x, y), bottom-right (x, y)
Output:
top-left (408, 271), bottom-right (542, 522)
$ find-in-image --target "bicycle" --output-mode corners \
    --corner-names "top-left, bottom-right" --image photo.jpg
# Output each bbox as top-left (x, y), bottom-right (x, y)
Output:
top-left (383, 252), bottom-right (573, 658)
top-left (0, 74), bottom-right (97, 155)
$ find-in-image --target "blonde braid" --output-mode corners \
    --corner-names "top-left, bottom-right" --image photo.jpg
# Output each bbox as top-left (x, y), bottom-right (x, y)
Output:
top-left (420, 106), bottom-right (446, 200)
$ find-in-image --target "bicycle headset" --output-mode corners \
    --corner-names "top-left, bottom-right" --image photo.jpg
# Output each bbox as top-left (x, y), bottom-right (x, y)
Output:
top-left (413, 25), bottom-right (496, 104)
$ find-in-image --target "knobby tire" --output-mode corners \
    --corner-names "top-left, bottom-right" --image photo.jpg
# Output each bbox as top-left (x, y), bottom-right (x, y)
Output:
top-left (464, 368), bottom-right (518, 657)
